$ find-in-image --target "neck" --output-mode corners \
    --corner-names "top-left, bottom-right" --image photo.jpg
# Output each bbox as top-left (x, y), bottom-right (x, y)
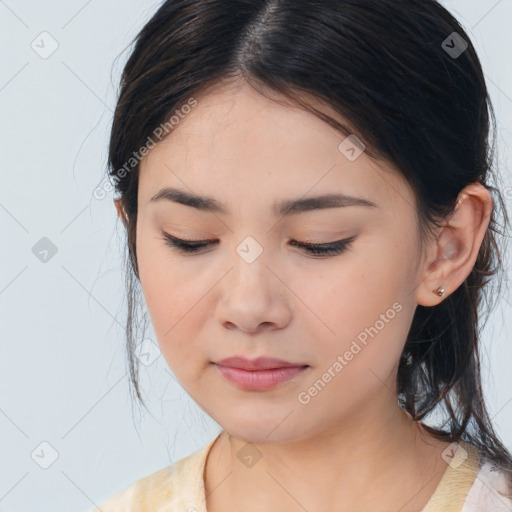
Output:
top-left (204, 394), bottom-right (451, 512)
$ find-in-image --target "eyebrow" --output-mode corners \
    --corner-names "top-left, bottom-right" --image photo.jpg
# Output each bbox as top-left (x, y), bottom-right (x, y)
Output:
top-left (149, 187), bottom-right (378, 216)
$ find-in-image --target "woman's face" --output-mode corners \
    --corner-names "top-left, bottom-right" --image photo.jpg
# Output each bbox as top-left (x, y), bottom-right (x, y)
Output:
top-left (135, 79), bottom-right (426, 444)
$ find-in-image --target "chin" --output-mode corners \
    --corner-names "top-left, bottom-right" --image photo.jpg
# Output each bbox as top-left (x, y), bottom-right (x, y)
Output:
top-left (219, 418), bottom-right (310, 445)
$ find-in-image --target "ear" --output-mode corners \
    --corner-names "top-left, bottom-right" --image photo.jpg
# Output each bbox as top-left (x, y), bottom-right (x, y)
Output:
top-left (415, 182), bottom-right (493, 307)
top-left (114, 198), bottom-right (128, 227)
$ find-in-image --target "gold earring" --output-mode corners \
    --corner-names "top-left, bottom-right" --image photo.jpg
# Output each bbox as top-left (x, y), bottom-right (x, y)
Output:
top-left (433, 286), bottom-right (445, 297)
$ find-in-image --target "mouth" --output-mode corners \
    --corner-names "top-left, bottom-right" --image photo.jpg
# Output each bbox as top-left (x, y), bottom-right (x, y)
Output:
top-left (213, 357), bottom-right (310, 391)
top-left (215, 355), bottom-right (309, 371)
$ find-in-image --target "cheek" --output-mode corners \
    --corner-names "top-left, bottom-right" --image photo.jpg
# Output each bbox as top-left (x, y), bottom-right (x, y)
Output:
top-left (136, 230), bottom-right (221, 385)
top-left (136, 221), bottom-right (414, 386)
top-left (137, 245), bottom-right (176, 331)
top-left (137, 232), bottom-right (192, 349)
top-left (298, 246), bottom-right (412, 375)
top-left (295, 278), bottom-right (410, 415)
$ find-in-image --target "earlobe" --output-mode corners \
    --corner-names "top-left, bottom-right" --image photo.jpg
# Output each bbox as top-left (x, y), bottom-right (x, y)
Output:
top-left (432, 286), bottom-right (446, 298)
top-left (415, 182), bottom-right (493, 307)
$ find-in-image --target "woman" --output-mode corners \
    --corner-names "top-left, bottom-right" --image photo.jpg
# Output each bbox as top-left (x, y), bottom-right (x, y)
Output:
top-left (92, 0), bottom-right (512, 510)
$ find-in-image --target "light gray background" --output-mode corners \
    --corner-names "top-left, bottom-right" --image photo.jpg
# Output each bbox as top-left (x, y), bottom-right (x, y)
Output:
top-left (1, 1), bottom-right (511, 511)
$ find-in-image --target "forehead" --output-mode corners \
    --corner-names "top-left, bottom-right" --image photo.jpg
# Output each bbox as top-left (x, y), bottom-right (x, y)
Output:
top-left (138, 80), bottom-right (415, 214)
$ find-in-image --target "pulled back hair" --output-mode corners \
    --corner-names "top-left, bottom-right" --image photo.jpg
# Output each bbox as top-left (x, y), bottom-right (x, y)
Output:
top-left (108, 0), bottom-right (512, 482)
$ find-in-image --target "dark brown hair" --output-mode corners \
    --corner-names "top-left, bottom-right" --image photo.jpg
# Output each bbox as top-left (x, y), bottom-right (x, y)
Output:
top-left (108, 0), bottom-right (512, 484)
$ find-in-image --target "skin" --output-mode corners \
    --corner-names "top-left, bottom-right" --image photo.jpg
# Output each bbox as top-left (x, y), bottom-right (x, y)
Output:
top-left (115, 77), bottom-right (493, 511)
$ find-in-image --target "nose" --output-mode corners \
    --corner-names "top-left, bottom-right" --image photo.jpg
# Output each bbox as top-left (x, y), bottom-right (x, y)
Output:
top-left (214, 242), bottom-right (292, 334)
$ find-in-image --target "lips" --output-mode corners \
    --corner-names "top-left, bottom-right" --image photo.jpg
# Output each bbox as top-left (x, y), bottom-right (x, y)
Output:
top-left (214, 357), bottom-right (309, 391)
top-left (215, 356), bottom-right (308, 371)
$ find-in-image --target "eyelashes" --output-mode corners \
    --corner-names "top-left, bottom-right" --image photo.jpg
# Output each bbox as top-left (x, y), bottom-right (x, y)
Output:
top-left (160, 232), bottom-right (356, 258)
top-left (288, 237), bottom-right (355, 256)
top-left (161, 233), bottom-right (213, 253)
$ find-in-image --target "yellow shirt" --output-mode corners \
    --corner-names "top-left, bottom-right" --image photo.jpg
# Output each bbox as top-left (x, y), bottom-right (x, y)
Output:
top-left (89, 434), bottom-right (512, 512)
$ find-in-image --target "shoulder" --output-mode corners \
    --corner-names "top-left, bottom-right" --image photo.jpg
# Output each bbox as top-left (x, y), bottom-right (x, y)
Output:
top-left (462, 460), bottom-right (512, 512)
top-left (421, 439), bottom-right (512, 512)
top-left (89, 464), bottom-right (178, 512)
top-left (86, 435), bottom-right (220, 512)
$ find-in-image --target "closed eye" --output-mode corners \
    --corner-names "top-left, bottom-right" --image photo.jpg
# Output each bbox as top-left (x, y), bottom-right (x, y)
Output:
top-left (160, 232), bottom-right (356, 257)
